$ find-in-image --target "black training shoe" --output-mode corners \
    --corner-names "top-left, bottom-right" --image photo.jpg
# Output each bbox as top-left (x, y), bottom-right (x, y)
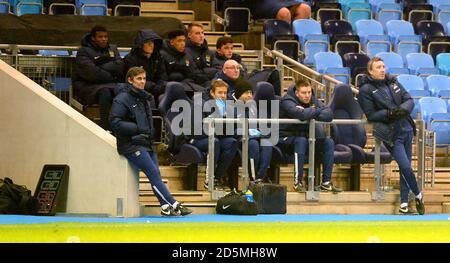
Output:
top-left (398, 206), bottom-right (416, 215)
top-left (161, 205), bottom-right (180, 216)
top-left (294, 182), bottom-right (306, 193)
top-left (415, 196), bottom-right (425, 215)
top-left (320, 182), bottom-right (343, 193)
top-left (174, 203), bottom-right (193, 216)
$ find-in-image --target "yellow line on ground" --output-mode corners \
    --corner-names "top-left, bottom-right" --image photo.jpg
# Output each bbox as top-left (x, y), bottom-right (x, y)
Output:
top-left (0, 221), bottom-right (449, 242)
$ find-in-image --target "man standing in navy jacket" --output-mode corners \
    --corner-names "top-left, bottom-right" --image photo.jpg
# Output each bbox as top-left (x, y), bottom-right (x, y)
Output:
top-left (278, 79), bottom-right (342, 193)
top-left (358, 57), bottom-right (425, 215)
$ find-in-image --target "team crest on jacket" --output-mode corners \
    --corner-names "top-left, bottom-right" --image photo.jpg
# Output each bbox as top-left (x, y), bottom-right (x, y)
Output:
top-left (109, 50), bottom-right (115, 57)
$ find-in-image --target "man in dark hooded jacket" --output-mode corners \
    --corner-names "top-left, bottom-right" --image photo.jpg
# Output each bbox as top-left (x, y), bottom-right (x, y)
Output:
top-left (124, 29), bottom-right (168, 102)
top-left (185, 23), bottom-right (218, 86)
top-left (72, 25), bottom-right (124, 131)
top-left (278, 79), bottom-right (342, 193)
top-left (357, 57), bottom-right (425, 215)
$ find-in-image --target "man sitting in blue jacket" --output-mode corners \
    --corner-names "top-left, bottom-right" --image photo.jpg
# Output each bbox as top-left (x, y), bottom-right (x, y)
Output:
top-left (278, 79), bottom-right (342, 193)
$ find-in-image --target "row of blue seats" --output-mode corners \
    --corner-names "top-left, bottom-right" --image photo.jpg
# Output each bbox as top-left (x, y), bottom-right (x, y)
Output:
top-left (417, 96), bottom-right (450, 145)
top-left (265, 18), bottom-right (449, 68)
top-left (0, 0), bottom-right (139, 16)
top-left (312, 51), bottom-right (449, 86)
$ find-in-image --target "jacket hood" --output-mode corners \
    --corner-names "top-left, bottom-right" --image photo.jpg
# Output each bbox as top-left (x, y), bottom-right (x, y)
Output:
top-left (132, 29), bottom-right (163, 50)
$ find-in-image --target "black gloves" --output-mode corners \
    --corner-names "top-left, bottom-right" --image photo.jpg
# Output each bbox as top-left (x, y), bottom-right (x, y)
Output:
top-left (94, 55), bottom-right (113, 66)
top-left (387, 107), bottom-right (409, 122)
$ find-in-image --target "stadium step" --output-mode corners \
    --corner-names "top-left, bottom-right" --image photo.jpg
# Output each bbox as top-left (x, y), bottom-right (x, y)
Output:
top-left (140, 190), bottom-right (449, 215)
top-left (141, 0), bottom-right (179, 11)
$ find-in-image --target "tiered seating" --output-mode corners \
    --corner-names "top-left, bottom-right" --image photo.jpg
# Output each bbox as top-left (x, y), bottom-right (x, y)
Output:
top-left (403, 0), bottom-right (433, 26)
top-left (429, 0), bottom-right (450, 27)
top-left (322, 19), bottom-right (360, 57)
top-left (436, 52), bottom-right (450, 75)
top-left (376, 51), bottom-right (409, 75)
top-left (0, 0), bottom-right (10, 13)
top-left (396, 74), bottom-right (430, 118)
top-left (48, 1), bottom-right (76, 15)
top-left (419, 96), bottom-right (450, 146)
top-left (292, 19), bottom-right (330, 65)
top-left (355, 19), bottom-right (391, 58)
top-left (376, 2), bottom-right (403, 30)
top-left (426, 75), bottom-right (450, 97)
top-left (342, 52), bottom-right (369, 85)
top-left (405, 52), bottom-right (440, 77)
top-left (415, 20), bottom-right (450, 59)
top-left (111, 0), bottom-right (141, 16)
top-left (75, 0), bottom-right (107, 16)
top-left (311, 0), bottom-right (343, 27)
top-left (386, 19), bottom-right (422, 62)
top-left (314, 51), bottom-right (351, 84)
top-left (340, 0), bottom-right (372, 30)
top-left (263, 19), bottom-right (299, 62)
top-left (14, 0), bottom-right (44, 15)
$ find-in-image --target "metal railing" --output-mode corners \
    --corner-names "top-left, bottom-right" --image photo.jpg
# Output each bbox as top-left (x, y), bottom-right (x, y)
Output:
top-left (204, 117), bottom-right (409, 201)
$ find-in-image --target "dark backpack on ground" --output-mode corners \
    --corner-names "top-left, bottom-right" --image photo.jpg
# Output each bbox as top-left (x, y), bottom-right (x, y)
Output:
top-left (216, 189), bottom-right (258, 215)
top-left (0, 177), bottom-right (39, 215)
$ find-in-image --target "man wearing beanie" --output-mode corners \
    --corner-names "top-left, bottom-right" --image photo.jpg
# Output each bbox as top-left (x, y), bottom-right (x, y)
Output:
top-left (233, 78), bottom-right (273, 182)
top-left (233, 77), bottom-right (253, 101)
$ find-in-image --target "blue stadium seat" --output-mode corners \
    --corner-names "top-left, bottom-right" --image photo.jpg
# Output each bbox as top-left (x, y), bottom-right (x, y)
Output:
top-left (76, 0), bottom-right (107, 16)
top-left (426, 75), bottom-right (450, 97)
top-left (344, 2), bottom-right (372, 31)
top-left (16, 0), bottom-right (43, 15)
top-left (418, 96), bottom-right (448, 127)
top-left (375, 52), bottom-right (410, 76)
top-left (0, 0), bottom-right (9, 13)
top-left (292, 19), bottom-right (330, 65)
top-left (386, 20), bottom-right (422, 63)
top-left (405, 52), bottom-right (440, 76)
top-left (314, 51), bottom-right (351, 84)
top-left (376, 3), bottom-right (403, 30)
top-left (397, 74), bottom-right (430, 118)
top-left (429, 0), bottom-right (450, 27)
top-left (369, 0), bottom-right (396, 13)
top-left (429, 112), bottom-right (450, 145)
top-left (38, 50), bottom-right (70, 56)
top-left (355, 20), bottom-right (391, 58)
top-left (436, 52), bottom-right (450, 75)
top-left (418, 96), bottom-right (450, 145)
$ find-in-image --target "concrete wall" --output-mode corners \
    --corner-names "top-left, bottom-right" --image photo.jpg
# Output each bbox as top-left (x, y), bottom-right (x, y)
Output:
top-left (0, 60), bottom-right (140, 217)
